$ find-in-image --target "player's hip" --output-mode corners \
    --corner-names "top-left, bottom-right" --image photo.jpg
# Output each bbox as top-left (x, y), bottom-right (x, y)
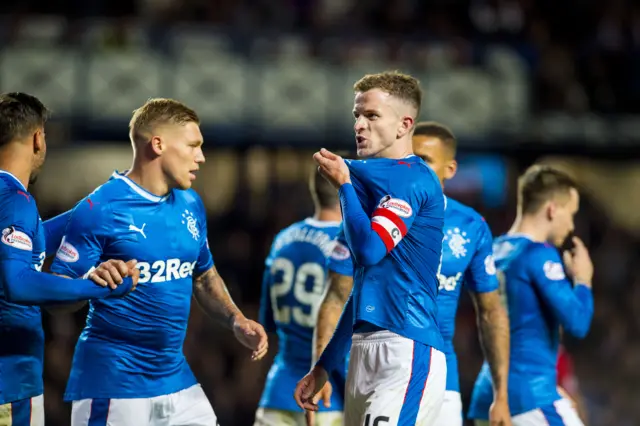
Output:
top-left (432, 391), bottom-right (463, 426)
top-left (0, 394), bottom-right (44, 426)
top-left (64, 367), bottom-right (198, 401)
top-left (70, 384), bottom-right (217, 426)
top-left (345, 330), bottom-right (447, 425)
top-left (254, 408), bottom-right (343, 426)
top-left (474, 399), bottom-right (583, 426)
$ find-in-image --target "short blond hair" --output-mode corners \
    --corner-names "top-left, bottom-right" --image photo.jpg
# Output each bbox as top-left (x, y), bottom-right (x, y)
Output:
top-left (353, 71), bottom-right (422, 115)
top-left (129, 98), bottom-right (199, 142)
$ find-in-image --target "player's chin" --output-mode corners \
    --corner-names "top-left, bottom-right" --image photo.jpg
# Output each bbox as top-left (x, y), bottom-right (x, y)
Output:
top-left (177, 177), bottom-right (193, 190)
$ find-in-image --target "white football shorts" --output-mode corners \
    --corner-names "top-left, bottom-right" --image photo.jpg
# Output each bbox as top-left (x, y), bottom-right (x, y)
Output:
top-left (0, 394), bottom-right (44, 426)
top-left (71, 384), bottom-right (217, 426)
top-left (433, 390), bottom-right (463, 426)
top-left (344, 329), bottom-right (447, 426)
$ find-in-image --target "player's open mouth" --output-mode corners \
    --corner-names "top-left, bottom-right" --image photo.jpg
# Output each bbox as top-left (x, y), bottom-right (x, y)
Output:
top-left (356, 136), bottom-right (367, 144)
top-left (189, 171), bottom-right (198, 180)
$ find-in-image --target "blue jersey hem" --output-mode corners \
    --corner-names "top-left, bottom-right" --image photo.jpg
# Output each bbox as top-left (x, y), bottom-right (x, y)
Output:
top-left (63, 379), bottom-right (197, 401)
top-left (0, 387), bottom-right (44, 405)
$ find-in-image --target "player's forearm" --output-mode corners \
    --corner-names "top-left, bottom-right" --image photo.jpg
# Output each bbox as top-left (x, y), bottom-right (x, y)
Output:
top-left (555, 285), bottom-right (594, 339)
top-left (338, 183), bottom-right (387, 266)
top-left (313, 272), bottom-right (353, 363)
top-left (193, 266), bottom-right (243, 329)
top-left (317, 294), bottom-right (354, 374)
top-left (474, 291), bottom-right (510, 400)
top-left (1, 259), bottom-right (131, 304)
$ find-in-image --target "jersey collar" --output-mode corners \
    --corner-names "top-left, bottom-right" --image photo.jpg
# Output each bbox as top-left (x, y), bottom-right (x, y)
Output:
top-left (111, 171), bottom-right (170, 203)
top-left (0, 169), bottom-right (27, 192)
top-left (304, 218), bottom-right (341, 227)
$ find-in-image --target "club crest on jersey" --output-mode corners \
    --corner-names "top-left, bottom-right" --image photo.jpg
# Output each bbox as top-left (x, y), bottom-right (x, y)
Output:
top-left (543, 261), bottom-right (566, 281)
top-left (445, 227), bottom-right (471, 258)
top-left (331, 241), bottom-right (351, 261)
top-left (181, 209), bottom-right (199, 240)
top-left (1, 226), bottom-right (32, 251)
top-left (56, 237), bottom-right (79, 263)
top-left (378, 195), bottom-right (412, 218)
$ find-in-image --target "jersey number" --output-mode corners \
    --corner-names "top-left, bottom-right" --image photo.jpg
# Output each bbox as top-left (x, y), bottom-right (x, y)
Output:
top-left (270, 257), bottom-right (325, 328)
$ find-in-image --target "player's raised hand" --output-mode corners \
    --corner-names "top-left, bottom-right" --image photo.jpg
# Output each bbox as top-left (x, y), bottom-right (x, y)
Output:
top-left (563, 236), bottom-right (593, 287)
top-left (313, 148), bottom-right (351, 189)
top-left (294, 366), bottom-right (329, 412)
top-left (489, 398), bottom-right (512, 426)
top-left (232, 315), bottom-right (269, 361)
top-left (90, 259), bottom-right (138, 291)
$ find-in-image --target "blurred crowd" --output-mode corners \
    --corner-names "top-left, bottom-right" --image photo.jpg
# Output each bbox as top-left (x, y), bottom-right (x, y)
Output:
top-left (1, 0), bottom-right (640, 114)
top-left (33, 151), bottom-right (640, 426)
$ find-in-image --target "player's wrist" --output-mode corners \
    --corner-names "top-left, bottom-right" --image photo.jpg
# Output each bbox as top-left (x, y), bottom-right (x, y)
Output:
top-left (574, 278), bottom-right (592, 288)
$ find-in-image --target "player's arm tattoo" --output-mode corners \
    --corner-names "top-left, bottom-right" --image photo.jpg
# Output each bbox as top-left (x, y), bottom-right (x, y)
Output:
top-left (471, 290), bottom-right (510, 399)
top-left (313, 271), bottom-right (353, 363)
top-left (193, 266), bottom-right (242, 329)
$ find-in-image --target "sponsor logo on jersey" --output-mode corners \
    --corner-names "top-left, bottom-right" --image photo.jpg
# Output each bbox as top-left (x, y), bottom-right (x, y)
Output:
top-left (543, 260), bottom-right (566, 280)
top-left (56, 237), bottom-right (79, 262)
top-left (136, 259), bottom-right (197, 283)
top-left (1, 226), bottom-right (33, 251)
top-left (330, 241), bottom-right (351, 261)
top-left (378, 195), bottom-right (412, 218)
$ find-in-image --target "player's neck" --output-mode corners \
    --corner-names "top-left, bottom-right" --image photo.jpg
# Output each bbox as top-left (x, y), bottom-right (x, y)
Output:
top-left (314, 207), bottom-right (341, 223)
top-left (0, 145), bottom-right (31, 190)
top-left (126, 163), bottom-right (170, 197)
top-left (374, 139), bottom-right (413, 159)
top-left (509, 214), bottom-right (549, 242)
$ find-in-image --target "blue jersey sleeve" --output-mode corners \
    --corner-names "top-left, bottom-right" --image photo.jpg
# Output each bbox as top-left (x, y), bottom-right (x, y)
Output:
top-left (527, 245), bottom-right (594, 338)
top-left (339, 176), bottom-right (424, 266)
top-left (259, 239), bottom-right (277, 333)
top-left (43, 210), bottom-right (71, 257)
top-left (464, 219), bottom-right (499, 294)
top-left (49, 197), bottom-right (111, 278)
top-left (0, 192), bottom-right (132, 304)
top-left (193, 195), bottom-right (214, 277)
top-left (327, 227), bottom-right (354, 276)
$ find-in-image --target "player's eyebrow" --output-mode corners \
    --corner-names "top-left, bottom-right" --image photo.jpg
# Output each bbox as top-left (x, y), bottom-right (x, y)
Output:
top-left (190, 140), bottom-right (203, 147)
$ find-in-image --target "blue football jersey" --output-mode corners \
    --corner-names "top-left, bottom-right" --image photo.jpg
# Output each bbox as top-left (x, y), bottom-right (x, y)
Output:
top-left (49, 172), bottom-right (214, 400)
top-left (328, 197), bottom-right (499, 393)
top-left (258, 218), bottom-right (345, 412)
top-left (346, 156), bottom-right (444, 350)
top-left (437, 198), bottom-right (498, 392)
top-left (0, 170), bottom-right (46, 404)
top-left (468, 234), bottom-right (594, 418)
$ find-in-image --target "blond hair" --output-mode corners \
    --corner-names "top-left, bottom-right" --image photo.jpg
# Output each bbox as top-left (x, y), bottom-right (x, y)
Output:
top-left (129, 98), bottom-right (199, 143)
top-left (353, 71), bottom-right (422, 115)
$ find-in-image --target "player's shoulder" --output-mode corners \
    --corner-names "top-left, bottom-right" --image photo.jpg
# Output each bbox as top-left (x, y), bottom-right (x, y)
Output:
top-left (0, 173), bottom-right (37, 214)
top-left (300, 218), bottom-right (341, 237)
top-left (446, 198), bottom-right (489, 229)
top-left (494, 234), bottom-right (558, 264)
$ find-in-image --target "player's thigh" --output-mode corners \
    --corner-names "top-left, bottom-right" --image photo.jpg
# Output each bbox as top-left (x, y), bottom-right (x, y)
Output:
top-left (72, 397), bottom-right (152, 426)
top-left (346, 331), bottom-right (447, 426)
top-left (432, 391), bottom-right (463, 426)
top-left (511, 399), bottom-right (584, 426)
top-left (253, 408), bottom-right (300, 426)
top-left (0, 394), bottom-right (44, 426)
top-left (168, 384), bottom-right (218, 426)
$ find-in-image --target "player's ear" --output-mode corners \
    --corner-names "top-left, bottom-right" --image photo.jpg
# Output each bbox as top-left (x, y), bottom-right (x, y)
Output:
top-left (444, 159), bottom-right (458, 180)
top-left (32, 128), bottom-right (45, 154)
top-left (398, 116), bottom-right (414, 138)
top-left (546, 201), bottom-right (556, 221)
top-left (150, 135), bottom-right (164, 156)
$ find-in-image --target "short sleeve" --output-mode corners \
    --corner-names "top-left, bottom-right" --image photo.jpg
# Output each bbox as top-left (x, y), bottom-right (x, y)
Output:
top-left (49, 197), bottom-right (109, 278)
top-left (193, 194), bottom-right (214, 277)
top-left (0, 190), bottom-right (39, 263)
top-left (464, 218), bottom-right (499, 294)
top-left (328, 226), bottom-right (354, 276)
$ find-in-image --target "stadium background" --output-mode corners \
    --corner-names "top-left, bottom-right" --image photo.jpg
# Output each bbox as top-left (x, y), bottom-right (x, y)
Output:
top-left (1, 0), bottom-right (639, 424)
